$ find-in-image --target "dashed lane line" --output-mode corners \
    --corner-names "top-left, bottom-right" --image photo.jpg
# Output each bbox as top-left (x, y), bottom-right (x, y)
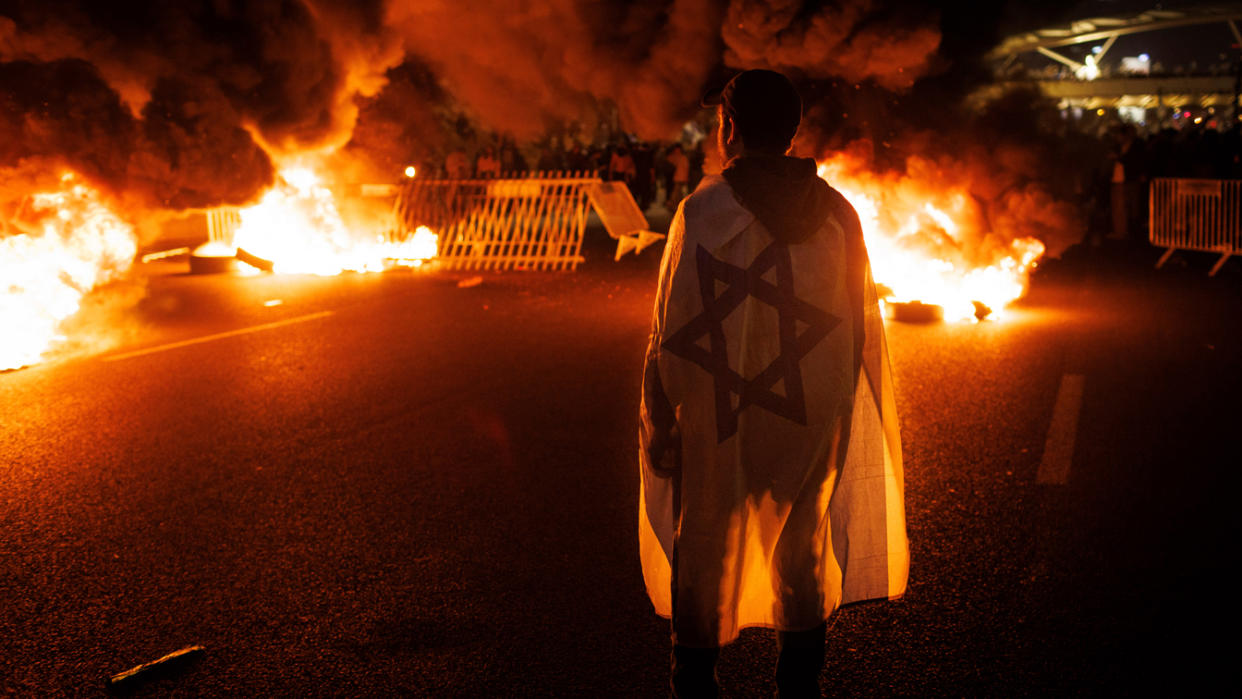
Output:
top-left (102, 310), bottom-right (335, 362)
top-left (1036, 373), bottom-right (1085, 485)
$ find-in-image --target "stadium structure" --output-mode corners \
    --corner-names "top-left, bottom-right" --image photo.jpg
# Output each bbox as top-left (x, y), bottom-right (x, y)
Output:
top-left (984, 6), bottom-right (1242, 130)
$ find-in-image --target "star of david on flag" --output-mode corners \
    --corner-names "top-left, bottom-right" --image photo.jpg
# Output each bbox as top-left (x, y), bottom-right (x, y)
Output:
top-left (661, 243), bottom-right (841, 442)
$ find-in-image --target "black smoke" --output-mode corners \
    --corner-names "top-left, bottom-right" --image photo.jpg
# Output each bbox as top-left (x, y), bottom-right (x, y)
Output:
top-left (1, 0), bottom-right (1086, 218)
top-left (1, 0), bottom-right (399, 209)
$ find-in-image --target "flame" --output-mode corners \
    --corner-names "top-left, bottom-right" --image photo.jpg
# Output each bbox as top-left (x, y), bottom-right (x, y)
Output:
top-left (1, 174), bottom-right (136, 370)
top-left (817, 156), bottom-right (1045, 321)
top-left (231, 167), bottom-right (437, 275)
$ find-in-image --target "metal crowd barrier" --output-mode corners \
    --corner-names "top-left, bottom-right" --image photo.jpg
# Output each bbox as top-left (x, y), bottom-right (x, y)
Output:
top-left (206, 208), bottom-right (240, 245)
top-left (393, 171), bottom-right (662, 272)
top-left (394, 171), bottom-right (594, 271)
top-left (1149, 177), bottom-right (1241, 276)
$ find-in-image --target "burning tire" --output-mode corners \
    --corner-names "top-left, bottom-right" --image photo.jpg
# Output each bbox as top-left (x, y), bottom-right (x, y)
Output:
top-left (188, 242), bottom-right (238, 274)
top-left (884, 300), bottom-right (944, 323)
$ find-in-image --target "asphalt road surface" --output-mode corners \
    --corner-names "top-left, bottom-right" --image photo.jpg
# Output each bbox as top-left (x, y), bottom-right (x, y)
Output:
top-left (2, 238), bottom-right (1239, 696)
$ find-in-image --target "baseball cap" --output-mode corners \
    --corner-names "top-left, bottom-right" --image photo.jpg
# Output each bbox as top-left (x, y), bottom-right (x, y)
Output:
top-left (702, 69), bottom-right (802, 147)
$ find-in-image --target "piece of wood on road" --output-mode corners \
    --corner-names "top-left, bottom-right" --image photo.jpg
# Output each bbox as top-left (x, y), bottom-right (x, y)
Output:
top-left (107, 645), bottom-right (205, 691)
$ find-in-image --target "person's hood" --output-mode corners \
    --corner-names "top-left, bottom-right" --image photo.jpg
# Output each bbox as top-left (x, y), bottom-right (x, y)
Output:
top-left (722, 154), bottom-right (832, 244)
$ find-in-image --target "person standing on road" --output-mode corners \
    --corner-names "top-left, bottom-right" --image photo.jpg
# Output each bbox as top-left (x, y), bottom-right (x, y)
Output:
top-left (638, 69), bottom-right (908, 698)
top-left (445, 148), bottom-right (470, 179)
top-left (475, 146), bottom-right (500, 178)
top-left (610, 144), bottom-right (638, 185)
top-left (665, 144), bottom-right (690, 210)
top-left (634, 141), bottom-right (656, 211)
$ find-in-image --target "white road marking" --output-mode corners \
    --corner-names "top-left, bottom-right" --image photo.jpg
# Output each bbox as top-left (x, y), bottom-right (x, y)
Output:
top-left (1037, 373), bottom-right (1085, 485)
top-left (102, 310), bottom-right (335, 362)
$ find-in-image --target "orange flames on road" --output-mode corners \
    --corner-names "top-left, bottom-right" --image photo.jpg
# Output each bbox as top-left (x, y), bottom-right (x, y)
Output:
top-left (1, 174), bottom-right (136, 371)
top-left (817, 155), bottom-right (1045, 321)
top-left (231, 167), bottom-right (437, 275)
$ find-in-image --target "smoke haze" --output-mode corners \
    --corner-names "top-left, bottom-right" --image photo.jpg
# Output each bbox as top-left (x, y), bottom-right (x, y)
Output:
top-left (1, 0), bottom-right (952, 211)
top-left (1, 0), bottom-right (401, 210)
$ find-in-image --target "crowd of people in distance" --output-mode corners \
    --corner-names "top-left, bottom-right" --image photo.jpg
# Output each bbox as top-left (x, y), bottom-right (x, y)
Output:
top-left (431, 137), bottom-right (706, 213)
top-left (1075, 120), bottom-right (1242, 243)
top-left (998, 56), bottom-right (1242, 82)
top-left (421, 114), bottom-right (1242, 246)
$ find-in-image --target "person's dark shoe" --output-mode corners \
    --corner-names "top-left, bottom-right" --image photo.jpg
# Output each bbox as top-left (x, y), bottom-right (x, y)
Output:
top-left (775, 622), bottom-right (826, 698)
top-left (671, 645), bottom-right (720, 698)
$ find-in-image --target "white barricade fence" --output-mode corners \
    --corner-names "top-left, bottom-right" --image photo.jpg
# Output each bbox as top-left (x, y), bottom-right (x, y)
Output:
top-left (393, 171), bottom-right (595, 271)
top-left (1149, 178), bottom-right (1241, 276)
top-left (393, 171), bottom-right (662, 272)
top-left (206, 208), bottom-right (241, 245)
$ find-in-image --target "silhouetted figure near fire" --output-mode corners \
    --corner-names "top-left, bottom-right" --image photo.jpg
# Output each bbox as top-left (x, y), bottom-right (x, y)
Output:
top-left (1108, 126), bottom-right (1142, 240)
top-left (687, 142), bottom-right (705, 192)
top-left (665, 144), bottom-right (690, 210)
top-left (587, 146), bottom-right (607, 179)
top-left (499, 139), bottom-right (527, 174)
top-left (639, 70), bottom-right (907, 698)
top-left (536, 145), bottom-right (563, 173)
top-left (475, 146), bottom-right (500, 178)
top-left (565, 143), bottom-right (590, 175)
top-left (633, 141), bottom-right (656, 211)
top-left (445, 149), bottom-right (470, 179)
top-left (609, 144), bottom-right (637, 185)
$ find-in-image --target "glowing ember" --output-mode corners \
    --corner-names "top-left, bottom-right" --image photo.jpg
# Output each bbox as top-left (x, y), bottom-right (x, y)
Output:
top-left (1, 174), bottom-right (136, 370)
top-left (817, 157), bottom-right (1045, 321)
top-left (232, 167), bottom-right (437, 275)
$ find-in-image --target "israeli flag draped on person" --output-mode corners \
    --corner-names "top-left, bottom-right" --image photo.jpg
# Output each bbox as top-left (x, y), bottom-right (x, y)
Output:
top-left (639, 154), bottom-right (908, 648)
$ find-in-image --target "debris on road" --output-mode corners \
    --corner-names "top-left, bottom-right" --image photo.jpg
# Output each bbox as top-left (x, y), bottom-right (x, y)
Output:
top-left (457, 275), bottom-right (484, 288)
top-left (236, 247), bottom-right (275, 272)
top-left (107, 645), bottom-right (205, 692)
top-left (885, 300), bottom-right (944, 323)
top-left (140, 247), bottom-right (190, 263)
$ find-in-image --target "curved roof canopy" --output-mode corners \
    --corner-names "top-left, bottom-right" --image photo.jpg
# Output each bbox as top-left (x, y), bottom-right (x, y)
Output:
top-left (989, 7), bottom-right (1242, 59)
top-left (982, 6), bottom-right (1242, 110)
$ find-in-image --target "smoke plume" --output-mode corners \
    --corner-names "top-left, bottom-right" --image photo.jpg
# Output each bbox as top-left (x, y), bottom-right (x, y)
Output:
top-left (721, 0), bottom-right (941, 90)
top-left (382, 0), bottom-right (726, 140)
top-left (1, 0), bottom-right (402, 211)
top-left (1, 0), bottom-right (952, 210)
top-left (381, 0), bottom-right (942, 140)
top-left (0, 0), bottom-right (1088, 263)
